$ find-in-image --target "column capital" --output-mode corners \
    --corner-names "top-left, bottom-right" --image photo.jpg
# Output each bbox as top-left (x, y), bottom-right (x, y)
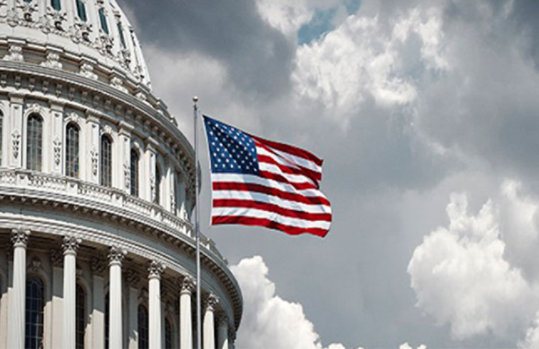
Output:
top-left (204, 293), bottom-right (219, 312)
top-left (108, 246), bottom-right (126, 266)
top-left (11, 228), bottom-right (30, 248)
top-left (179, 276), bottom-right (195, 295)
top-left (148, 260), bottom-right (165, 280)
top-left (62, 235), bottom-right (81, 255)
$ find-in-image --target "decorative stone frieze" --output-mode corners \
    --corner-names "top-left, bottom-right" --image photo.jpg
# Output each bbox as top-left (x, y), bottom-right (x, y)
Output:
top-left (91, 255), bottom-right (107, 275)
top-left (50, 248), bottom-right (63, 267)
top-left (11, 130), bottom-right (20, 159)
top-left (11, 228), bottom-right (30, 248)
top-left (148, 260), bottom-right (165, 279)
top-left (41, 51), bottom-right (63, 70)
top-left (125, 268), bottom-right (140, 286)
top-left (53, 138), bottom-right (62, 165)
top-left (79, 61), bottom-right (98, 80)
top-left (4, 43), bottom-right (23, 62)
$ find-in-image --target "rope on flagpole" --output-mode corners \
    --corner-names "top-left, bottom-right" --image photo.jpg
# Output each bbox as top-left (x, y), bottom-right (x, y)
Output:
top-left (192, 96), bottom-right (202, 349)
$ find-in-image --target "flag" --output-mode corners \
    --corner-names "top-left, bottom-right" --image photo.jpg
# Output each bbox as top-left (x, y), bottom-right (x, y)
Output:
top-left (203, 115), bottom-right (332, 237)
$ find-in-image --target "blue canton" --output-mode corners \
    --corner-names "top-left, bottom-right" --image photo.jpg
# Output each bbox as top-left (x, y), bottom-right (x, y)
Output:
top-left (203, 116), bottom-right (259, 175)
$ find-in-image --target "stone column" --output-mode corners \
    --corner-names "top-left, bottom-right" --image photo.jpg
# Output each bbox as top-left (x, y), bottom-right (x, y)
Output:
top-left (203, 294), bottom-right (218, 349)
top-left (148, 261), bottom-right (164, 349)
top-left (108, 246), bottom-right (126, 349)
top-left (125, 269), bottom-right (140, 349)
top-left (217, 315), bottom-right (229, 349)
top-left (62, 235), bottom-right (81, 349)
top-left (50, 249), bottom-right (64, 349)
top-left (179, 276), bottom-right (194, 349)
top-left (7, 229), bottom-right (30, 349)
top-left (91, 256), bottom-right (107, 349)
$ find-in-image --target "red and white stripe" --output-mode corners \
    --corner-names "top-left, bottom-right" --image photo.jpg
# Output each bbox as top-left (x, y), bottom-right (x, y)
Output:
top-left (211, 136), bottom-right (332, 237)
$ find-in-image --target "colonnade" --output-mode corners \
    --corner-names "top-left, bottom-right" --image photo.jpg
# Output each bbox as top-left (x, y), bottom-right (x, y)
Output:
top-left (5, 229), bottom-right (232, 349)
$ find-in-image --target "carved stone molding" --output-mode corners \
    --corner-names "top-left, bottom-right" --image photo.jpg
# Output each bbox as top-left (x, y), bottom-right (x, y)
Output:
top-left (91, 255), bottom-right (107, 275)
top-left (79, 62), bottom-right (98, 80)
top-left (148, 260), bottom-right (165, 279)
top-left (125, 268), bottom-right (140, 287)
top-left (123, 163), bottom-right (130, 190)
top-left (204, 293), bottom-right (219, 312)
top-left (41, 51), bottom-right (63, 70)
top-left (90, 148), bottom-right (98, 175)
top-left (62, 235), bottom-right (81, 255)
top-left (11, 228), bottom-right (30, 248)
top-left (11, 130), bottom-right (21, 158)
top-left (29, 257), bottom-right (41, 272)
top-left (53, 138), bottom-right (62, 165)
top-left (50, 248), bottom-right (63, 267)
top-left (108, 245), bottom-right (126, 266)
top-left (4, 43), bottom-right (23, 61)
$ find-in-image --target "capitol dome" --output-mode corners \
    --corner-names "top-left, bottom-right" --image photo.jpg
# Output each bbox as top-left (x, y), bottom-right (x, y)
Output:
top-left (0, 1), bottom-right (242, 349)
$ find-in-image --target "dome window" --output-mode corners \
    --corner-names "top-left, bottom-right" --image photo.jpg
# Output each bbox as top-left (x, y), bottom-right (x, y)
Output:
top-left (0, 111), bottom-right (3, 166)
top-left (130, 148), bottom-right (139, 196)
top-left (66, 123), bottom-right (80, 178)
top-left (100, 134), bottom-right (112, 187)
top-left (51, 0), bottom-right (61, 11)
top-left (117, 23), bottom-right (126, 49)
top-left (99, 8), bottom-right (109, 34)
top-left (76, 0), bottom-right (87, 22)
top-left (27, 113), bottom-right (43, 172)
top-left (138, 304), bottom-right (149, 349)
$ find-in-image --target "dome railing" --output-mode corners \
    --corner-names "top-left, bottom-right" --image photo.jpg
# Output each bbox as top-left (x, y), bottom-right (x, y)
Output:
top-left (0, 168), bottom-right (225, 262)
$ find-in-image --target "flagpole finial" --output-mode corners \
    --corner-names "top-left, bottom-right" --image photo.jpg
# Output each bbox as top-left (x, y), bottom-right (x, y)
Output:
top-left (192, 96), bottom-right (199, 104)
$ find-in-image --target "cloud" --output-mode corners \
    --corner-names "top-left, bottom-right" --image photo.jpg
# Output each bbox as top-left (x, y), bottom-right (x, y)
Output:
top-left (408, 183), bottom-right (539, 341)
top-left (230, 256), bottom-right (351, 349)
top-left (399, 343), bottom-right (427, 349)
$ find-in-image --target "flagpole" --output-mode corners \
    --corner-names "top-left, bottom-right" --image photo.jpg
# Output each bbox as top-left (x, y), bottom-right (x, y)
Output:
top-left (192, 96), bottom-right (202, 349)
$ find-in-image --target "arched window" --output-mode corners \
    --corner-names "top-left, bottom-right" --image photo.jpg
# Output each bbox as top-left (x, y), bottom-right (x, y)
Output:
top-left (164, 318), bottom-right (172, 349)
top-left (100, 135), bottom-right (112, 187)
top-left (66, 123), bottom-right (80, 178)
top-left (154, 164), bottom-right (161, 205)
top-left (75, 0), bottom-right (87, 21)
top-left (51, 0), bottom-right (61, 11)
top-left (26, 114), bottom-right (43, 171)
top-left (99, 8), bottom-right (109, 34)
top-left (130, 148), bottom-right (139, 197)
top-left (25, 276), bottom-right (44, 349)
top-left (138, 304), bottom-right (149, 349)
top-left (76, 284), bottom-right (86, 349)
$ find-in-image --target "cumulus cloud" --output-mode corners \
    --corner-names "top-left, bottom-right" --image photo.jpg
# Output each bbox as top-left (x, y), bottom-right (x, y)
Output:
top-left (408, 182), bottom-right (539, 341)
top-left (230, 256), bottom-right (350, 349)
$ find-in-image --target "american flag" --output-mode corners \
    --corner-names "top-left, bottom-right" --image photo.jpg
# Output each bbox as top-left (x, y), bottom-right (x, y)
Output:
top-left (203, 115), bottom-right (332, 237)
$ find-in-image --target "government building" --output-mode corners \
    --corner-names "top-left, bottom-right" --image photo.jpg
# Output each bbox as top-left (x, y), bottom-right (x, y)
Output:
top-left (0, 0), bottom-right (242, 348)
